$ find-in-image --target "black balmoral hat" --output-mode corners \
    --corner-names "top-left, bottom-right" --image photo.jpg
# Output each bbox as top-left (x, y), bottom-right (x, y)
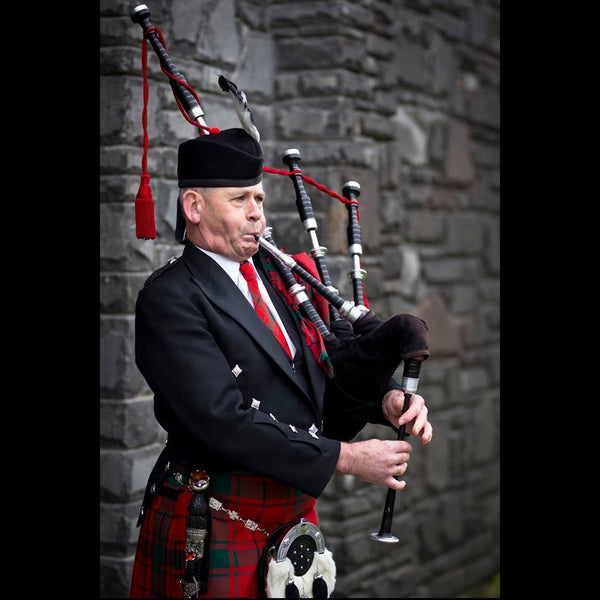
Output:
top-left (175, 128), bottom-right (264, 241)
top-left (178, 127), bottom-right (263, 187)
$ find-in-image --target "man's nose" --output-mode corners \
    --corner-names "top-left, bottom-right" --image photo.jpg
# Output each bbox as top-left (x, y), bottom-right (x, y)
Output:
top-left (247, 199), bottom-right (263, 219)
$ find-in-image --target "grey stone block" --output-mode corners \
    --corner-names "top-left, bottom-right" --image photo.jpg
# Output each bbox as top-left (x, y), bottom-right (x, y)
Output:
top-left (100, 555), bottom-right (134, 599)
top-left (446, 214), bottom-right (484, 254)
top-left (100, 396), bottom-right (162, 449)
top-left (100, 272), bottom-right (148, 315)
top-left (100, 316), bottom-right (147, 399)
top-left (100, 443), bottom-right (164, 502)
top-left (100, 499), bottom-right (143, 552)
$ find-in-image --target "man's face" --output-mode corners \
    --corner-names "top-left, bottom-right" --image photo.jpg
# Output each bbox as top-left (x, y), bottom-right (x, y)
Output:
top-left (189, 183), bottom-right (266, 262)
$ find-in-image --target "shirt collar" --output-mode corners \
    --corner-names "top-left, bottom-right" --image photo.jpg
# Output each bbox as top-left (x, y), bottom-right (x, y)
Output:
top-left (196, 247), bottom-right (255, 284)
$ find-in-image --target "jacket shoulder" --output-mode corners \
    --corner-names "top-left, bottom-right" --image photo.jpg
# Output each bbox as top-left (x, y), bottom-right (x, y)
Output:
top-left (143, 255), bottom-right (181, 287)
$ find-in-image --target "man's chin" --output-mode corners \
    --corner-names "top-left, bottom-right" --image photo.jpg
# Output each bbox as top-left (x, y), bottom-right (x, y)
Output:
top-left (239, 245), bottom-right (259, 261)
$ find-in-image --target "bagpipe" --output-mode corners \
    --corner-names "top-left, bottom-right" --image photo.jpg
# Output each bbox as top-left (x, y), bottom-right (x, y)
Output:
top-left (130, 3), bottom-right (430, 543)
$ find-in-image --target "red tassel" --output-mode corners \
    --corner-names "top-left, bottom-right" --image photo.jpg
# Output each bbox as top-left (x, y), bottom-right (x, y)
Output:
top-left (135, 36), bottom-right (157, 240)
top-left (135, 173), bottom-right (156, 239)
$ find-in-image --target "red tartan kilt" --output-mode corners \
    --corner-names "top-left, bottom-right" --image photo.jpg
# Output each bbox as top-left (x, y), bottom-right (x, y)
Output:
top-left (130, 471), bottom-right (318, 598)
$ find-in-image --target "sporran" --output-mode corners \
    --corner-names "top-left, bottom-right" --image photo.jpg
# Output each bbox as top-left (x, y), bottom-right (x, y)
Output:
top-left (261, 519), bottom-right (336, 598)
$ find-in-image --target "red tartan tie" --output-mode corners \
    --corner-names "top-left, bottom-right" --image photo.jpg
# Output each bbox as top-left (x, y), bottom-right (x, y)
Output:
top-left (240, 261), bottom-right (292, 359)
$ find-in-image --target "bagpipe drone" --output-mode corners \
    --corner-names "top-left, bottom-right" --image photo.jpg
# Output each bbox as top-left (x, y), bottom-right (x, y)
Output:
top-left (130, 3), bottom-right (430, 548)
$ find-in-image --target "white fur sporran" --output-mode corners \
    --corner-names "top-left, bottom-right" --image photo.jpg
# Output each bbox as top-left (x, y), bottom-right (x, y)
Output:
top-left (262, 519), bottom-right (336, 598)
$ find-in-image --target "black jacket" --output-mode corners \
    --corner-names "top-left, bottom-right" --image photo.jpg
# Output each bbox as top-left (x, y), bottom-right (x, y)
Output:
top-left (135, 242), bottom-right (395, 508)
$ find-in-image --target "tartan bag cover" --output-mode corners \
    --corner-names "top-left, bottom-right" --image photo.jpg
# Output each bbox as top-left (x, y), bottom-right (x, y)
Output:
top-left (130, 471), bottom-right (318, 598)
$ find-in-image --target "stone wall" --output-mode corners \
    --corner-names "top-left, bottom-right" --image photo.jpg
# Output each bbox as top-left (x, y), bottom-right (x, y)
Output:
top-left (100, 0), bottom-right (500, 597)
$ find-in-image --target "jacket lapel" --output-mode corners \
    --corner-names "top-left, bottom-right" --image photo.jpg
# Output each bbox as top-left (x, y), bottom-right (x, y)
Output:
top-left (181, 244), bottom-right (315, 395)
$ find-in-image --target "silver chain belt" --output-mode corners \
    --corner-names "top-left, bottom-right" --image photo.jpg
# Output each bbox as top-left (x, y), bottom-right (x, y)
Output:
top-left (172, 469), bottom-right (272, 537)
top-left (208, 496), bottom-right (271, 537)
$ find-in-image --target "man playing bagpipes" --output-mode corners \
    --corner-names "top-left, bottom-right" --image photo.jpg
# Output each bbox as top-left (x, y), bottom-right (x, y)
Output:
top-left (128, 6), bottom-right (433, 598)
top-left (129, 127), bottom-right (433, 599)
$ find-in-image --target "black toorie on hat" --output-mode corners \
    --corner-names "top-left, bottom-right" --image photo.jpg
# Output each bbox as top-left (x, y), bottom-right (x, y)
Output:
top-left (177, 127), bottom-right (264, 188)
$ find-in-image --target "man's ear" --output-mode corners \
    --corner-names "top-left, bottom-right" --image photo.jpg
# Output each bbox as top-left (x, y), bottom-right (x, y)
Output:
top-left (180, 189), bottom-right (202, 224)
